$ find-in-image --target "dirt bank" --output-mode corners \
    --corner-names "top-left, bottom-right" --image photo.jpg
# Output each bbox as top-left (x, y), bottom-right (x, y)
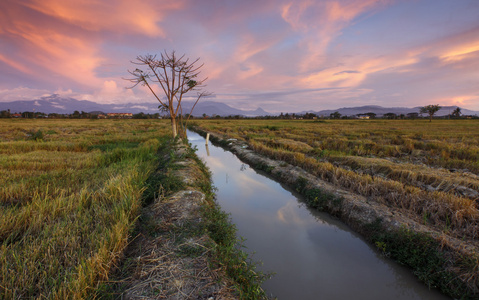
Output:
top-left (193, 127), bottom-right (479, 299)
top-left (104, 142), bottom-right (247, 299)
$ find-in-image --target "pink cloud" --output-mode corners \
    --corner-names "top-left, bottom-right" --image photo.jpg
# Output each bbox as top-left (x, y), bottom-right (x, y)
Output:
top-left (22, 0), bottom-right (184, 37)
top-left (0, 0), bottom-right (185, 91)
top-left (0, 0), bottom-right (478, 112)
top-left (281, 0), bottom-right (391, 71)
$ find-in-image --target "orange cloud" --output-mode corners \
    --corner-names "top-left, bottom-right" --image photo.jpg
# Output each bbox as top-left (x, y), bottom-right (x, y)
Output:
top-left (202, 32), bottom-right (281, 87)
top-left (7, 22), bottom-right (101, 87)
top-left (406, 26), bottom-right (479, 65)
top-left (22, 0), bottom-right (184, 37)
top-left (301, 53), bottom-right (418, 88)
top-left (0, 0), bottom-right (186, 91)
top-left (440, 95), bottom-right (479, 108)
top-left (0, 53), bottom-right (33, 75)
top-left (440, 42), bottom-right (479, 62)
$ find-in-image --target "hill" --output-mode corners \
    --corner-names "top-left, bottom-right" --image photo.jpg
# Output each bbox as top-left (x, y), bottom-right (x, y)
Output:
top-left (0, 94), bottom-right (272, 117)
top-left (1, 95), bottom-right (478, 117)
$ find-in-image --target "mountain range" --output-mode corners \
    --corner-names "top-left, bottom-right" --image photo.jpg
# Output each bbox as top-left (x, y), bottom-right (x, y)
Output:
top-left (1, 95), bottom-right (478, 117)
top-left (0, 94), bottom-right (271, 117)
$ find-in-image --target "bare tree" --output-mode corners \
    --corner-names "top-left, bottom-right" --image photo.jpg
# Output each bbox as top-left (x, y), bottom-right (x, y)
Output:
top-left (126, 51), bottom-right (211, 138)
top-left (419, 104), bottom-right (441, 122)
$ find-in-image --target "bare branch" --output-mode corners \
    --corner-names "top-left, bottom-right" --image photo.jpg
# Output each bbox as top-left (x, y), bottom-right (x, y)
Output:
top-left (126, 50), bottom-right (210, 138)
top-left (185, 91), bottom-right (213, 126)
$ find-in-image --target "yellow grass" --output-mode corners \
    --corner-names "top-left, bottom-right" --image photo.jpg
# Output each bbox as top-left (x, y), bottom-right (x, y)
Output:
top-left (194, 119), bottom-right (479, 240)
top-left (0, 119), bottom-right (170, 299)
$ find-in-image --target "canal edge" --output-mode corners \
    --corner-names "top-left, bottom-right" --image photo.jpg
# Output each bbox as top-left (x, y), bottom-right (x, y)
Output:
top-left (191, 127), bottom-right (479, 299)
top-left (102, 139), bottom-right (270, 299)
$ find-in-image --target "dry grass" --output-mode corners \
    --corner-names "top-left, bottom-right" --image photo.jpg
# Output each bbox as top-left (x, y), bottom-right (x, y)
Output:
top-left (103, 142), bottom-right (263, 299)
top-left (193, 119), bottom-right (479, 243)
top-left (0, 119), bottom-right (170, 299)
top-left (117, 190), bottom-right (237, 299)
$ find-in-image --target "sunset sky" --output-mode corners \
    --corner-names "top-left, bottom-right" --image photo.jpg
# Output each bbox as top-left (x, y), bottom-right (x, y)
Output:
top-left (1, 0), bottom-right (478, 113)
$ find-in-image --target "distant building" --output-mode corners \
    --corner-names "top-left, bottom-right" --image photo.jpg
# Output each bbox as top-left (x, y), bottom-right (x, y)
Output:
top-left (12, 113), bottom-right (22, 118)
top-left (357, 115), bottom-right (370, 119)
top-left (106, 113), bottom-right (133, 118)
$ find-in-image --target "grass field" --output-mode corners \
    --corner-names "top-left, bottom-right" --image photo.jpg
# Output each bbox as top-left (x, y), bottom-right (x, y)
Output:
top-left (0, 119), bottom-right (169, 298)
top-left (192, 118), bottom-right (479, 297)
top-left (2, 117), bottom-right (478, 298)
top-left (193, 119), bottom-right (479, 242)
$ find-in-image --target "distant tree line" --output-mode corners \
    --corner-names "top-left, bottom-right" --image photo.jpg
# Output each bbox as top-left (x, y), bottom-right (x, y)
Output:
top-left (1, 106), bottom-right (476, 120)
top-left (0, 110), bottom-right (162, 119)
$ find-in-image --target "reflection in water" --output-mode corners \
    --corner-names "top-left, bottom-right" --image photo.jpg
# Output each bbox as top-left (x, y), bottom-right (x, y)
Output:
top-left (205, 144), bottom-right (210, 156)
top-left (187, 131), bottom-right (450, 300)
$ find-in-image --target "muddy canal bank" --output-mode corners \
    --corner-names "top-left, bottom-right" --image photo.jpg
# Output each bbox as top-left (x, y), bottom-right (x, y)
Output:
top-left (191, 127), bottom-right (479, 299)
top-left (105, 140), bottom-right (267, 299)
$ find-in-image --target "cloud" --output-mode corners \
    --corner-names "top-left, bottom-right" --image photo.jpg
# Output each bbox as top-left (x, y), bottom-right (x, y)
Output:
top-left (238, 63), bottom-right (264, 80)
top-left (130, 105), bottom-right (149, 110)
top-left (281, 0), bottom-right (392, 71)
top-left (212, 87), bottom-right (347, 112)
top-left (0, 0), bottom-right (185, 92)
top-left (440, 42), bottom-right (479, 62)
top-left (334, 70), bottom-right (361, 75)
top-left (1, 0), bottom-right (478, 112)
top-left (21, 0), bottom-right (184, 37)
top-left (352, 26), bottom-right (479, 108)
top-left (0, 87), bottom-right (52, 102)
top-left (447, 95), bottom-right (479, 108)
top-left (87, 80), bottom-right (151, 104)
top-left (281, 0), bottom-right (389, 30)
top-left (0, 53), bottom-right (34, 75)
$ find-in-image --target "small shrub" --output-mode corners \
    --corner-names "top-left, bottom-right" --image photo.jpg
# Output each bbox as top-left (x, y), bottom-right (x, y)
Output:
top-left (27, 129), bottom-right (44, 141)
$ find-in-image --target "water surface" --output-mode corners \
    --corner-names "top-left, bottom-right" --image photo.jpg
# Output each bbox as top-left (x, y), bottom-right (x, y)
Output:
top-left (188, 131), bottom-right (449, 300)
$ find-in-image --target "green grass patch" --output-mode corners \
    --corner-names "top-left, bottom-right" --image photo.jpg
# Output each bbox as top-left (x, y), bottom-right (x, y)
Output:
top-left (294, 176), bottom-right (342, 211)
top-left (366, 219), bottom-right (476, 299)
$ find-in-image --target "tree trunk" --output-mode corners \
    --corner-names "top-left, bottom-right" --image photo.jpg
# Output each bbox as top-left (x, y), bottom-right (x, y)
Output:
top-left (171, 117), bottom-right (178, 138)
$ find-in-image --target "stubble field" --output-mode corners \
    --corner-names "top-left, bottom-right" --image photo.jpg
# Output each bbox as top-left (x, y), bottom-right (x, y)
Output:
top-left (2, 117), bottom-right (479, 298)
top-left (194, 119), bottom-right (479, 238)
top-left (193, 118), bottom-right (479, 297)
top-left (0, 119), bottom-right (169, 298)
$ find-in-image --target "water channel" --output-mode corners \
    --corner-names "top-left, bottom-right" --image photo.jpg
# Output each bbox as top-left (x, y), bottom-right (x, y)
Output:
top-left (187, 130), bottom-right (450, 300)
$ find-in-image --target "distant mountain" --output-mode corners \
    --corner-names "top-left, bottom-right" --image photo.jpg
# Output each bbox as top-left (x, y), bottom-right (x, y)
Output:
top-left (0, 95), bottom-right (272, 117)
top-left (1, 95), bottom-right (477, 117)
top-left (313, 105), bottom-right (479, 117)
top-left (181, 101), bottom-right (272, 117)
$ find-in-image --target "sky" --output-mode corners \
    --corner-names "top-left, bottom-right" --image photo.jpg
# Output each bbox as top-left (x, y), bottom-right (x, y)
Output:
top-left (0, 0), bottom-right (478, 113)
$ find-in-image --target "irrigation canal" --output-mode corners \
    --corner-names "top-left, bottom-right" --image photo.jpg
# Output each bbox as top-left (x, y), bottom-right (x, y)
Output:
top-left (187, 130), bottom-right (450, 300)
